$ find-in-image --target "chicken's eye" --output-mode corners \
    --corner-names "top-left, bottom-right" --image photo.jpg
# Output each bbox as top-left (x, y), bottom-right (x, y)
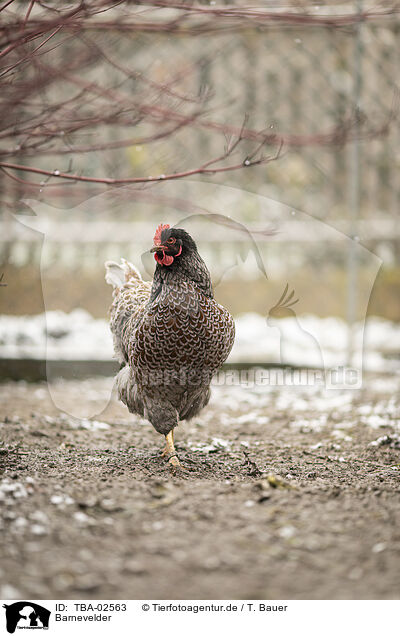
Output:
top-left (167, 237), bottom-right (176, 244)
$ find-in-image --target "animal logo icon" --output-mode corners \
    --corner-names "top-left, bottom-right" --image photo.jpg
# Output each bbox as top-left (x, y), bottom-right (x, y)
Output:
top-left (268, 283), bottom-right (299, 318)
top-left (267, 284), bottom-right (324, 370)
top-left (2, 601), bottom-right (51, 634)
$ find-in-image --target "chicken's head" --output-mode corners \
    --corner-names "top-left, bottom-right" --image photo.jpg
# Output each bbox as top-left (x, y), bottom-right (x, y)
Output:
top-left (150, 223), bottom-right (196, 266)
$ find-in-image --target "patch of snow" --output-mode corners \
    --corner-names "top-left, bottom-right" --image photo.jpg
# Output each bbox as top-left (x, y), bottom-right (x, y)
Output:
top-left (50, 494), bottom-right (74, 506)
top-left (292, 414), bottom-right (327, 432)
top-left (309, 442), bottom-right (323, 450)
top-left (0, 311), bottom-right (399, 373)
top-left (0, 309), bottom-right (113, 360)
top-left (190, 437), bottom-right (231, 453)
top-left (331, 430), bottom-right (352, 441)
top-left (0, 479), bottom-right (29, 501)
top-left (360, 414), bottom-right (389, 429)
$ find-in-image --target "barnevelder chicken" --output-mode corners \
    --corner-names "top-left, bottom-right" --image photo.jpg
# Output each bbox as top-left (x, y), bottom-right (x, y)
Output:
top-left (105, 224), bottom-right (235, 469)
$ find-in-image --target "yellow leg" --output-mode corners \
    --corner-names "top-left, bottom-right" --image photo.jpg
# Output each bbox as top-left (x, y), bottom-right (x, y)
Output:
top-left (162, 430), bottom-right (184, 469)
top-left (161, 429), bottom-right (173, 457)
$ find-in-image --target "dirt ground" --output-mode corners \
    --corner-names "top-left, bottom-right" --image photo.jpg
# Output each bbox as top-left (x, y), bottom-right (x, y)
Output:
top-left (0, 373), bottom-right (400, 600)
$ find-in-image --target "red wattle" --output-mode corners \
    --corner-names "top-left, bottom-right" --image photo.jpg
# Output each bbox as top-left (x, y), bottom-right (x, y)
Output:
top-left (154, 251), bottom-right (174, 266)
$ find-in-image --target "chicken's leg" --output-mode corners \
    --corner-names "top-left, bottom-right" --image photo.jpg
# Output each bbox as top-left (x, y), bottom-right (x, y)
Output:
top-left (161, 430), bottom-right (183, 469)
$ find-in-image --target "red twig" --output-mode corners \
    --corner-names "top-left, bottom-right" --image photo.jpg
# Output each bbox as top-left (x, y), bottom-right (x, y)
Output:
top-left (21, 0), bottom-right (36, 32)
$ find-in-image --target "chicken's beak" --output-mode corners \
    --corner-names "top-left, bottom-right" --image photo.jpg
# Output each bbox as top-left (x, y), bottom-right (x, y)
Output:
top-left (150, 245), bottom-right (166, 253)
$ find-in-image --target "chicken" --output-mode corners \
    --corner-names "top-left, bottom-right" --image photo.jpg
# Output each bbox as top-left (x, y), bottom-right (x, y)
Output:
top-left (105, 224), bottom-right (235, 469)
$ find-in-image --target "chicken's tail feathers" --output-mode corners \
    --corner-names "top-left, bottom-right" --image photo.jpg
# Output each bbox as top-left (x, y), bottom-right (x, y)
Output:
top-left (105, 261), bottom-right (125, 288)
top-left (105, 259), bottom-right (142, 288)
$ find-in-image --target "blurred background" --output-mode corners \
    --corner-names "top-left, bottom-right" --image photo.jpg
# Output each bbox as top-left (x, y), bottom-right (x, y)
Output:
top-left (0, 0), bottom-right (399, 378)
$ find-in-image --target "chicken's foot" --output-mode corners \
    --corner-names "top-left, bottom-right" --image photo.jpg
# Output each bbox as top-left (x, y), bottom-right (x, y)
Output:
top-left (162, 430), bottom-right (184, 469)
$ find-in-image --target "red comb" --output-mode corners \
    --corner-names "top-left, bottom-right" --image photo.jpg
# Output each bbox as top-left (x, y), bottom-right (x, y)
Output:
top-left (153, 223), bottom-right (170, 245)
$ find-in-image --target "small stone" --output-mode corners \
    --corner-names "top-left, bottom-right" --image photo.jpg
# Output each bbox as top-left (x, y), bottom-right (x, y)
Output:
top-left (372, 542), bottom-right (386, 553)
top-left (348, 567), bottom-right (363, 581)
top-left (78, 497), bottom-right (97, 509)
top-left (100, 498), bottom-right (122, 512)
top-left (75, 573), bottom-right (101, 592)
top-left (103, 517), bottom-right (114, 526)
top-left (73, 511), bottom-right (93, 525)
top-left (152, 521), bottom-right (164, 530)
top-left (78, 549), bottom-right (93, 561)
top-left (13, 517), bottom-right (27, 529)
top-left (244, 500), bottom-right (255, 507)
top-left (30, 524), bottom-right (47, 536)
top-left (50, 494), bottom-right (74, 506)
top-left (52, 572), bottom-right (75, 591)
top-left (30, 510), bottom-right (48, 524)
top-left (279, 525), bottom-right (296, 539)
top-left (1, 584), bottom-right (21, 599)
top-left (124, 559), bottom-right (147, 574)
top-left (202, 556), bottom-right (220, 570)
top-left (266, 474), bottom-right (292, 489)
